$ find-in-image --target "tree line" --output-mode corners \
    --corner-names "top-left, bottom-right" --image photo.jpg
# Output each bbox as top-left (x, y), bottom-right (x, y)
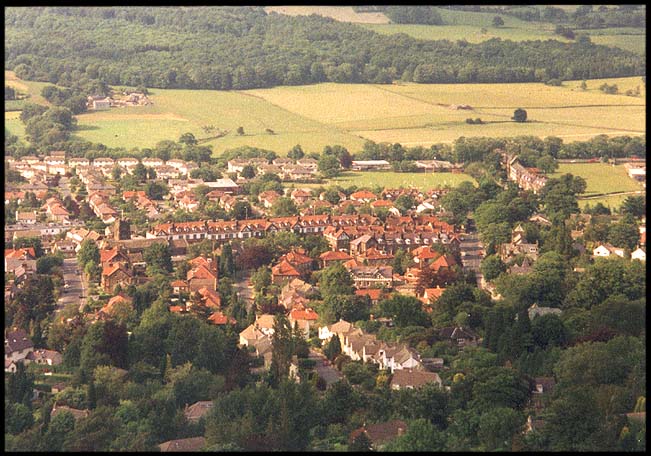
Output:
top-left (5, 7), bottom-right (645, 91)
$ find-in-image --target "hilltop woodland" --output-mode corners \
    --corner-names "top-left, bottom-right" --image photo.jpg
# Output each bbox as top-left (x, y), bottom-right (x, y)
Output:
top-left (4, 6), bottom-right (647, 453)
top-left (5, 6), bottom-right (645, 91)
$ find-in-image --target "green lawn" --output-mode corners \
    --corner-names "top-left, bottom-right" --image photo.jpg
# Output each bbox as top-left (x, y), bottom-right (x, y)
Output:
top-left (579, 193), bottom-right (643, 210)
top-left (304, 170), bottom-right (476, 191)
top-left (551, 163), bottom-right (644, 196)
top-left (5, 111), bottom-right (25, 140)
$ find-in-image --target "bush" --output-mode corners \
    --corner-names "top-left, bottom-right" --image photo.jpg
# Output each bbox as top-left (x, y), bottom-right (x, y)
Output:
top-left (545, 78), bottom-right (563, 86)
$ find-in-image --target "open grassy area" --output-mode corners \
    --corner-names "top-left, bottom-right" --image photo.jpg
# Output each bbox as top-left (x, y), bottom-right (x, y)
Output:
top-left (302, 170), bottom-right (476, 191)
top-left (264, 6), bottom-right (389, 24)
top-left (579, 192), bottom-right (644, 210)
top-left (361, 7), bottom-right (645, 56)
top-left (5, 70), bottom-right (51, 106)
top-left (551, 163), bottom-right (644, 196)
top-left (5, 111), bottom-right (25, 140)
top-left (6, 70), bottom-right (645, 154)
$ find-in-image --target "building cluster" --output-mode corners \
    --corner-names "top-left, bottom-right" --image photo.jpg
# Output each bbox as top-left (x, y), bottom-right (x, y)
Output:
top-left (87, 91), bottom-right (151, 110)
top-left (5, 328), bottom-right (62, 373)
top-left (505, 154), bottom-right (548, 194)
top-left (227, 157), bottom-right (319, 182)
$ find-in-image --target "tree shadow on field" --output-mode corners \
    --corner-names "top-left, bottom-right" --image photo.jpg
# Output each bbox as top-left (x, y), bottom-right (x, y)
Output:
top-left (74, 125), bottom-right (100, 131)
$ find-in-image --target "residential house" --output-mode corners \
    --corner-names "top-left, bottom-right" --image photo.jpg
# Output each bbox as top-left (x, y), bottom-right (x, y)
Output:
top-left (375, 344), bottom-right (422, 372)
top-left (203, 178), bottom-right (240, 194)
top-left (631, 247), bottom-right (646, 261)
top-left (159, 437), bottom-right (206, 452)
top-left (349, 234), bottom-right (377, 256)
top-left (499, 224), bottom-right (539, 262)
top-left (187, 256), bottom-right (218, 292)
top-left (271, 259), bottom-right (301, 285)
top-left (207, 311), bottom-right (236, 326)
top-left (15, 211), bottom-right (38, 225)
top-left (323, 226), bottom-right (351, 251)
top-left (593, 243), bottom-right (625, 258)
top-left (258, 190), bottom-right (281, 208)
top-left (354, 288), bottom-right (386, 306)
top-left (170, 280), bottom-right (189, 295)
top-left (290, 188), bottom-right (312, 205)
top-left (390, 369), bottom-right (442, 390)
top-left (183, 401), bottom-right (213, 423)
top-left (350, 190), bottom-right (378, 203)
top-left (508, 257), bottom-right (533, 275)
top-left (4, 328), bottom-right (34, 363)
top-left (25, 349), bottom-right (63, 366)
top-left (438, 326), bottom-right (478, 348)
top-left (319, 249), bottom-right (353, 268)
top-left (349, 266), bottom-right (393, 289)
top-left (349, 420), bottom-right (407, 450)
top-left (101, 263), bottom-right (134, 293)
top-left (51, 404), bottom-right (90, 421)
top-left (421, 286), bottom-right (445, 307)
top-left (278, 248), bottom-right (313, 276)
top-left (288, 307), bottom-right (319, 339)
top-left (318, 319), bottom-right (356, 345)
top-left (531, 377), bottom-right (555, 412)
top-left (141, 157), bottom-right (164, 168)
top-left (239, 314), bottom-right (276, 346)
top-left (280, 278), bottom-right (318, 310)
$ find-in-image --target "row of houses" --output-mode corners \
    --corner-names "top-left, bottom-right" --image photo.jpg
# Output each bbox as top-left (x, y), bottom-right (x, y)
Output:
top-left (227, 157), bottom-right (319, 181)
top-left (7, 154), bottom-right (200, 180)
top-left (505, 154), bottom-right (548, 194)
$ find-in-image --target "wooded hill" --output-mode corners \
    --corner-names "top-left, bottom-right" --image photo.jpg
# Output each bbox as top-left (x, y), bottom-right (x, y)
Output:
top-left (5, 7), bottom-right (645, 91)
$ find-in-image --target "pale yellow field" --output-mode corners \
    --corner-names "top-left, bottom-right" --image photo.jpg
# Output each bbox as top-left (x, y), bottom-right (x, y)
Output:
top-left (264, 6), bottom-right (390, 24)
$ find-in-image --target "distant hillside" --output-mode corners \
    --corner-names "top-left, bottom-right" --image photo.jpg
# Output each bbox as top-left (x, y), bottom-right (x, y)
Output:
top-left (5, 6), bottom-right (645, 91)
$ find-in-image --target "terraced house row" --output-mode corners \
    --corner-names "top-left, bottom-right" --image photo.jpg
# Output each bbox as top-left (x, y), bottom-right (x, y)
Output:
top-left (146, 214), bottom-right (461, 253)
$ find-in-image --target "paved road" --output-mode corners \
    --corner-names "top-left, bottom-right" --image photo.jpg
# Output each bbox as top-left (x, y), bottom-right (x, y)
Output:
top-left (57, 257), bottom-right (85, 312)
top-left (309, 349), bottom-right (342, 386)
top-left (233, 271), bottom-right (255, 313)
top-left (459, 232), bottom-right (485, 289)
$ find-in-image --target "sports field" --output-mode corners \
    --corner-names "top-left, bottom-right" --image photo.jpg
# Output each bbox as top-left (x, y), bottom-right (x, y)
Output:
top-left (303, 170), bottom-right (476, 191)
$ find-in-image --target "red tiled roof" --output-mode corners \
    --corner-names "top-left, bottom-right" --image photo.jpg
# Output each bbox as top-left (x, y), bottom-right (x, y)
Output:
top-left (355, 288), bottom-right (384, 301)
top-left (289, 308), bottom-right (319, 321)
top-left (412, 246), bottom-right (439, 260)
top-left (320, 250), bottom-right (353, 261)
top-left (272, 260), bottom-right (301, 277)
top-left (350, 190), bottom-right (377, 200)
top-left (430, 254), bottom-right (455, 271)
top-left (371, 199), bottom-right (394, 207)
top-left (281, 249), bottom-right (313, 265)
top-left (188, 265), bottom-right (217, 281)
top-left (4, 248), bottom-right (36, 259)
top-left (207, 311), bottom-right (236, 325)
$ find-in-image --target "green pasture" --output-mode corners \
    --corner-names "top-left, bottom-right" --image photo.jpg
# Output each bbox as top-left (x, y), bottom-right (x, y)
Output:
top-left (579, 193), bottom-right (643, 210)
top-left (551, 163), bottom-right (644, 196)
top-left (306, 170), bottom-right (477, 191)
top-left (5, 111), bottom-right (25, 140)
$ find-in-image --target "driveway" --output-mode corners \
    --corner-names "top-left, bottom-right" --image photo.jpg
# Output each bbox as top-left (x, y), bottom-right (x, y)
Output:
top-left (309, 349), bottom-right (342, 386)
top-left (57, 257), bottom-right (85, 312)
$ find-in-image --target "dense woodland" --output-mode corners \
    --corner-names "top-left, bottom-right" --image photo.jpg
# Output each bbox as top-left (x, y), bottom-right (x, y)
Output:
top-left (5, 7), bottom-right (645, 91)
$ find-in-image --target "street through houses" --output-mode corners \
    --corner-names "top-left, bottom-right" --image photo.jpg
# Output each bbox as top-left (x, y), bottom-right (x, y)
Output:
top-left (57, 257), bottom-right (85, 313)
top-left (458, 231), bottom-right (485, 290)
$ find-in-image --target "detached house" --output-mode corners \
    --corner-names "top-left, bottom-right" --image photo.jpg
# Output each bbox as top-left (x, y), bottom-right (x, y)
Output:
top-left (390, 369), bottom-right (442, 390)
top-left (593, 243), bottom-right (625, 258)
top-left (4, 328), bottom-right (34, 363)
top-left (438, 326), bottom-right (479, 349)
top-left (349, 265), bottom-right (393, 289)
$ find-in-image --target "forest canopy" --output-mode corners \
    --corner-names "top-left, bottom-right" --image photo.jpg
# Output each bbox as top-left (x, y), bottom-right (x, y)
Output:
top-left (5, 6), bottom-right (645, 91)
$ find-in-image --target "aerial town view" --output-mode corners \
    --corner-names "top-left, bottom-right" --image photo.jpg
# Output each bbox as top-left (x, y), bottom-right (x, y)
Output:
top-left (4, 5), bottom-right (646, 452)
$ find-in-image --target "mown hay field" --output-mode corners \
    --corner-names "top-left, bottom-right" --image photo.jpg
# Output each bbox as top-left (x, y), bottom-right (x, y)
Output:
top-left (5, 70), bottom-right (645, 155)
top-left (551, 163), bottom-right (644, 196)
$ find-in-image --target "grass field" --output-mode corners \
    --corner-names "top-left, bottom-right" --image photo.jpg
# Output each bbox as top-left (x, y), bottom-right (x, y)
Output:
top-left (361, 7), bottom-right (645, 56)
top-left (300, 170), bottom-right (476, 191)
top-left (551, 163), bottom-right (644, 197)
top-left (5, 111), bottom-right (25, 139)
top-left (4, 70), bottom-right (51, 106)
top-left (4, 71), bottom-right (645, 154)
top-left (578, 193), bottom-right (643, 210)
